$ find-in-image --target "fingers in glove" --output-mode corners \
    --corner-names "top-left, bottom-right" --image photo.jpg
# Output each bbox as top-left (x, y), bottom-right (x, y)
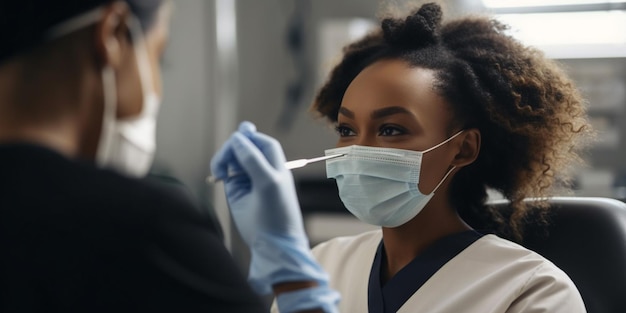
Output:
top-left (230, 132), bottom-right (277, 180)
top-left (210, 134), bottom-right (245, 181)
top-left (237, 121), bottom-right (257, 135)
top-left (244, 131), bottom-right (287, 169)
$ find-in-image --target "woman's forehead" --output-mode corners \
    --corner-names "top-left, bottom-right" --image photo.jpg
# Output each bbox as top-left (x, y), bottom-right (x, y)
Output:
top-left (341, 59), bottom-right (448, 116)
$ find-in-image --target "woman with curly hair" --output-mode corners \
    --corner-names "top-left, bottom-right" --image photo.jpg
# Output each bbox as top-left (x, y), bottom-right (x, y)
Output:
top-left (304, 2), bottom-right (591, 312)
top-left (212, 1), bottom-right (592, 312)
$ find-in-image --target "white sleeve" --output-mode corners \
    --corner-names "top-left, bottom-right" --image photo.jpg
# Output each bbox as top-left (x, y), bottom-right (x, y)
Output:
top-left (506, 263), bottom-right (587, 313)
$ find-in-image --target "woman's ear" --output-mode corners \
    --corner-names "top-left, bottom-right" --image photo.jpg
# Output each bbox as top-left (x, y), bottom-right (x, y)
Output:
top-left (93, 2), bottom-right (131, 68)
top-left (452, 128), bottom-right (480, 168)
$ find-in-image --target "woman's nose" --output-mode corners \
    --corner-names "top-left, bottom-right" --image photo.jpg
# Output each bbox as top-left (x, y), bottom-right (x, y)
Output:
top-left (354, 133), bottom-right (376, 147)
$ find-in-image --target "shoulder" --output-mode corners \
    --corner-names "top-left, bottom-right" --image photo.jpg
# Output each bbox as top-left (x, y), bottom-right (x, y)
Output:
top-left (313, 229), bottom-right (382, 259)
top-left (312, 229), bottom-right (381, 276)
top-left (68, 161), bottom-right (206, 220)
top-left (310, 230), bottom-right (381, 312)
top-left (462, 235), bottom-right (585, 311)
top-left (453, 234), bottom-right (582, 294)
top-left (42, 151), bottom-right (218, 237)
top-left (0, 143), bottom-right (202, 222)
top-left (470, 234), bottom-right (541, 258)
top-left (402, 234), bottom-right (585, 312)
top-left (462, 234), bottom-right (566, 276)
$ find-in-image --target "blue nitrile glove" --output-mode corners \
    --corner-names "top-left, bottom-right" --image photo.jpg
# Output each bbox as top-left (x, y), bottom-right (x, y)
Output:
top-left (210, 121), bottom-right (339, 312)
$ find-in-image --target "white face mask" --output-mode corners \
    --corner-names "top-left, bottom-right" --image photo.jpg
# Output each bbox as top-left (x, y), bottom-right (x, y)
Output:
top-left (47, 7), bottom-right (161, 178)
top-left (325, 131), bottom-right (463, 228)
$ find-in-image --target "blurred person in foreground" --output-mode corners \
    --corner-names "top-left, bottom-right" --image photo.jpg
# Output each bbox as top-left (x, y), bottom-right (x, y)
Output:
top-left (0, 1), bottom-right (338, 312)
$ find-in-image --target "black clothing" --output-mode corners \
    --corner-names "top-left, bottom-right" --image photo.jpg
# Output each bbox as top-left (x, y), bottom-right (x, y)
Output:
top-left (0, 144), bottom-right (264, 312)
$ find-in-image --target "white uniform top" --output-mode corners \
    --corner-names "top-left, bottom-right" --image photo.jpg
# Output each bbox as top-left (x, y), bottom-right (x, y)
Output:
top-left (273, 230), bottom-right (586, 313)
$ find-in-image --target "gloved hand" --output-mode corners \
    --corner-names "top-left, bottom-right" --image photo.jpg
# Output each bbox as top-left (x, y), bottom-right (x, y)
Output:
top-left (210, 121), bottom-right (305, 247)
top-left (210, 121), bottom-right (339, 312)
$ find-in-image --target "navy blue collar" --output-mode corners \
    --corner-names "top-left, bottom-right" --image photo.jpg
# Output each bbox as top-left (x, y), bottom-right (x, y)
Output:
top-left (368, 230), bottom-right (483, 313)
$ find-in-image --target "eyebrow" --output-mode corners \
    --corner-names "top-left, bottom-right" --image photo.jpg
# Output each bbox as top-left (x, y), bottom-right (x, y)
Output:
top-left (338, 107), bottom-right (355, 119)
top-left (371, 106), bottom-right (415, 120)
top-left (338, 106), bottom-right (418, 122)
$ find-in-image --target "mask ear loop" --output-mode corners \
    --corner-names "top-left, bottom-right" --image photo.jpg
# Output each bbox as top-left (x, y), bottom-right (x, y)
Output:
top-left (45, 7), bottom-right (104, 41)
top-left (421, 130), bottom-right (465, 154)
top-left (42, 6), bottom-right (118, 165)
top-left (430, 165), bottom-right (456, 195)
top-left (125, 15), bottom-right (159, 119)
top-left (421, 130), bottom-right (464, 194)
top-left (95, 66), bottom-right (118, 166)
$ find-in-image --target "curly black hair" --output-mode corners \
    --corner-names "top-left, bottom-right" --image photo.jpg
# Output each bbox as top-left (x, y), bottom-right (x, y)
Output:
top-left (312, 2), bottom-right (592, 240)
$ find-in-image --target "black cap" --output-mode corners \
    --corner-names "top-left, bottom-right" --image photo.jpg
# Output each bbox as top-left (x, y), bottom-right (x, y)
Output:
top-left (0, 0), bottom-right (163, 64)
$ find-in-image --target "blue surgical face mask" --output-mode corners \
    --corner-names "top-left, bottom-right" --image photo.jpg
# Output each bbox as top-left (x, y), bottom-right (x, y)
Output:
top-left (325, 131), bottom-right (463, 228)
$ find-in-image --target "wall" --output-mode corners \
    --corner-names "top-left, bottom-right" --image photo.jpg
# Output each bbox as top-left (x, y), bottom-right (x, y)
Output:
top-left (152, 0), bottom-right (215, 201)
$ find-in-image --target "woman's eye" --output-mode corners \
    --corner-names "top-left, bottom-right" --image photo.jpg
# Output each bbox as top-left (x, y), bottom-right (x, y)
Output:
top-left (335, 125), bottom-right (356, 137)
top-left (378, 125), bottom-right (405, 136)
